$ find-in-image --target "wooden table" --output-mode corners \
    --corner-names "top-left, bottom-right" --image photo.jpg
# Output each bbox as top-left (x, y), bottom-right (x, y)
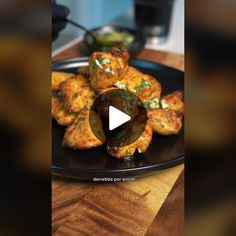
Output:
top-left (52, 42), bottom-right (184, 236)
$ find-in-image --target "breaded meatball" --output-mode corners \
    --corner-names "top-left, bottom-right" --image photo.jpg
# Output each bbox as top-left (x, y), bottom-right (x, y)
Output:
top-left (51, 71), bottom-right (74, 90)
top-left (89, 51), bottom-right (123, 89)
top-left (161, 91), bottom-right (184, 113)
top-left (59, 75), bottom-right (95, 113)
top-left (51, 93), bottom-right (76, 126)
top-left (63, 110), bottom-right (105, 149)
top-left (107, 124), bottom-right (153, 158)
top-left (147, 109), bottom-right (182, 135)
top-left (114, 66), bottom-right (162, 102)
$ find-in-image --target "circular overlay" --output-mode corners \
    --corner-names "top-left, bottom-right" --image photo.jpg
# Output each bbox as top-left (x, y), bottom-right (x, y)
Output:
top-left (89, 89), bottom-right (147, 147)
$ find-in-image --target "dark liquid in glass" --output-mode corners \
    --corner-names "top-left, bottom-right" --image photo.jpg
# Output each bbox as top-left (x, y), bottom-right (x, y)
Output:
top-left (135, 0), bottom-right (174, 38)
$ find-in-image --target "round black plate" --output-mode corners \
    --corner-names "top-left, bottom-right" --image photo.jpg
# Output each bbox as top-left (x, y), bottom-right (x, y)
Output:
top-left (52, 58), bottom-right (184, 179)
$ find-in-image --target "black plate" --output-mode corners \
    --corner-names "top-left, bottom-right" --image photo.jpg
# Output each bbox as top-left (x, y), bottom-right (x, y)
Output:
top-left (83, 25), bottom-right (145, 56)
top-left (52, 58), bottom-right (184, 179)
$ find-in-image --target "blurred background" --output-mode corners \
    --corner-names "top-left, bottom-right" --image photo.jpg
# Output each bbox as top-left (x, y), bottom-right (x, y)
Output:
top-left (185, 1), bottom-right (236, 236)
top-left (52, 0), bottom-right (184, 55)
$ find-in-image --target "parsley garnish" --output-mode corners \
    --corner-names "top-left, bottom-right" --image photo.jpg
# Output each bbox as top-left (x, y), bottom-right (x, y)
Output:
top-left (135, 79), bottom-right (151, 92)
top-left (95, 57), bottom-right (114, 76)
top-left (144, 98), bottom-right (160, 109)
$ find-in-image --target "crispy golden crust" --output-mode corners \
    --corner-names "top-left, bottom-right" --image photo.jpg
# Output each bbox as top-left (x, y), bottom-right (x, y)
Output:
top-left (116, 66), bottom-right (162, 102)
top-left (110, 46), bottom-right (129, 74)
top-left (89, 51), bottom-right (125, 89)
top-left (63, 110), bottom-right (105, 149)
top-left (147, 109), bottom-right (182, 135)
top-left (107, 124), bottom-right (153, 158)
top-left (136, 124), bottom-right (153, 153)
top-left (59, 75), bottom-right (95, 113)
top-left (161, 91), bottom-right (184, 113)
top-left (51, 93), bottom-right (76, 126)
top-left (51, 71), bottom-right (74, 90)
top-left (140, 74), bottom-right (162, 101)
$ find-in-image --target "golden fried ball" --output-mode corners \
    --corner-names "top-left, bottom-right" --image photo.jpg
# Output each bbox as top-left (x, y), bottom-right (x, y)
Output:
top-left (89, 52), bottom-right (123, 89)
top-left (51, 93), bottom-right (76, 126)
top-left (63, 110), bottom-right (105, 149)
top-left (147, 109), bottom-right (182, 135)
top-left (59, 75), bottom-right (95, 113)
top-left (161, 91), bottom-right (184, 113)
top-left (114, 66), bottom-right (162, 102)
top-left (51, 71), bottom-right (74, 90)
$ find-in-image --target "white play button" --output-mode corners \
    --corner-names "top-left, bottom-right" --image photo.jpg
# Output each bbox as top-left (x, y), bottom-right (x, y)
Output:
top-left (109, 106), bottom-right (131, 131)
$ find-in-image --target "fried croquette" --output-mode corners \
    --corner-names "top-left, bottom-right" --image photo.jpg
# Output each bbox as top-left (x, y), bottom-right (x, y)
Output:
top-left (114, 66), bottom-right (162, 102)
top-left (51, 71), bottom-right (74, 90)
top-left (51, 93), bottom-right (76, 126)
top-left (107, 124), bottom-right (153, 158)
top-left (59, 75), bottom-right (95, 113)
top-left (89, 48), bottom-right (129, 89)
top-left (147, 109), bottom-right (182, 135)
top-left (161, 91), bottom-right (184, 113)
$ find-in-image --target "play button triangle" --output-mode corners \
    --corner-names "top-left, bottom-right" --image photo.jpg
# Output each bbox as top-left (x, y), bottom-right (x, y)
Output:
top-left (109, 106), bottom-right (131, 131)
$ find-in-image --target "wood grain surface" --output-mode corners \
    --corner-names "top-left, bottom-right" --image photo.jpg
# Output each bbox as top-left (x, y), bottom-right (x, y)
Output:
top-left (146, 171), bottom-right (184, 236)
top-left (52, 41), bottom-right (184, 236)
